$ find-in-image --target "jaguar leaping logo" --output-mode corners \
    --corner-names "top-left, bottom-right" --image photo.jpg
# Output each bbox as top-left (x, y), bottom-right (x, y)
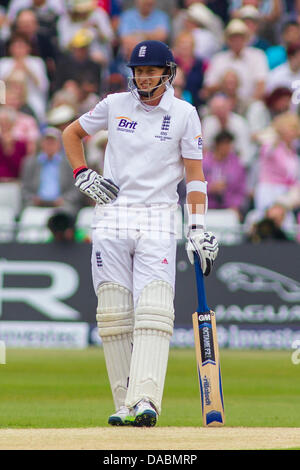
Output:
top-left (217, 262), bottom-right (300, 303)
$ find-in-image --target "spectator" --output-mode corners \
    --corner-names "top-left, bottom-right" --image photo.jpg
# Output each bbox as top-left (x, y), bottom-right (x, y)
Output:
top-left (265, 20), bottom-right (300, 69)
top-left (172, 66), bottom-right (193, 103)
top-left (57, 0), bottom-right (114, 66)
top-left (7, 0), bottom-right (64, 40)
top-left (46, 104), bottom-right (77, 132)
top-left (10, 9), bottom-right (58, 77)
top-left (276, 182), bottom-right (300, 211)
top-left (172, 30), bottom-right (206, 108)
top-left (266, 43), bottom-right (300, 93)
top-left (246, 86), bottom-right (292, 146)
top-left (52, 29), bottom-right (101, 94)
top-left (110, 34), bottom-right (140, 80)
top-left (0, 107), bottom-right (27, 181)
top-left (247, 208), bottom-right (291, 242)
top-left (229, 0), bottom-right (283, 27)
top-left (118, 0), bottom-right (170, 43)
top-left (203, 19), bottom-right (269, 105)
top-left (53, 79), bottom-right (100, 115)
top-left (218, 69), bottom-right (247, 114)
top-left (237, 5), bottom-right (271, 50)
top-left (85, 129), bottom-right (108, 172)
top-left (172, 0), bottom-right (224, 47)
top-left (183, 2), bottom-right (223, 60)
top-left (0, 33), bottom-right (49, 123)
top-left (47, 211), bottom-right (90, 243)
top-left (254, 111), bottom-right (300, 213)
top-left (203, 130), bottom-right (247, 217)
top-left (20, 127), bottom-right (83, 215)
top-left (4, 84), bottom-right (41, 157)
top-left (201, 93), bottom-right (254, 166)
top-left (4, 74), bottom-right (37, 119)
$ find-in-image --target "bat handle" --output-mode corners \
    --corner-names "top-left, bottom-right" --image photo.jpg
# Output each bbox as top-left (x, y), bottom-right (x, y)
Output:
top-left (194, 253), bottom-right (209, 313)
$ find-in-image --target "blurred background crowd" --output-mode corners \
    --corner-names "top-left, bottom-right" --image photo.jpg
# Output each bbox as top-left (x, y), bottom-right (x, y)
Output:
top-left (0, 0), bottom-right (300, 244)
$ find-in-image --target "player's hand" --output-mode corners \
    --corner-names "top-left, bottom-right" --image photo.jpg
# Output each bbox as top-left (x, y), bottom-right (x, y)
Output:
top-left (186, 230), bottom-right (219, 276)
top-left (75, 168), bottom-right (119, 205)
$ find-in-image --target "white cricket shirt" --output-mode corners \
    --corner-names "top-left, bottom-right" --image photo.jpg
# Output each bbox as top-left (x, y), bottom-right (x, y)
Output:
top-left (79, 87), bottom-right (203, 231)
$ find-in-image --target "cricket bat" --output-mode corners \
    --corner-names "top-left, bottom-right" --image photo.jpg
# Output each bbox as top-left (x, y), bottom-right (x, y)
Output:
top-left (192, 254), bottom-right (225, 427)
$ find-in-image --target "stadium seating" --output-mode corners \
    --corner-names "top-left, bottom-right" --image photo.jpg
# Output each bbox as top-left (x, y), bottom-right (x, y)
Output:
top-left (204, 209), bottom-right (242, 245)
top-left (16, 207), bottom-right (55, 243)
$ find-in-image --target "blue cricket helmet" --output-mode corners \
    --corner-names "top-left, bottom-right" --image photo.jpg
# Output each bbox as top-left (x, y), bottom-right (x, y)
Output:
top-left (128, 40), bottom-right (176, 68)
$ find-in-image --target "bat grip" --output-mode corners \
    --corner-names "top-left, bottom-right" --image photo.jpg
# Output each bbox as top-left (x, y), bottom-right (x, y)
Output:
top-left (194, 253), bottom-right (209, 313)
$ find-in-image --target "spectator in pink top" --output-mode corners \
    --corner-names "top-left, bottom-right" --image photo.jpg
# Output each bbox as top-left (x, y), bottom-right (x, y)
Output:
top-left (203, 130), bottom-right (247, 219)
top-left (254, 111), bottom-right (300, 213)
top-left (0, 107), bottom-right (27, 180)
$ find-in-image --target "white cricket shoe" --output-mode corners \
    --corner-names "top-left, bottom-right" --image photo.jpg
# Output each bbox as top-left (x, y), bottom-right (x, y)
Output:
top-left (108, 406), bottom-right (135, 426)
top-left (133, 399), bottom-right (158, 427)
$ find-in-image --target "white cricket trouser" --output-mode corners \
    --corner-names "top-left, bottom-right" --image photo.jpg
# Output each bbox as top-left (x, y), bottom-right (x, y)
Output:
top-left (91, 228), bottom-right (177, 308)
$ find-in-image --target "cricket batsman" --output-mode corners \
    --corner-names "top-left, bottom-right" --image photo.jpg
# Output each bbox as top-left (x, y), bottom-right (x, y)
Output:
top-left (62, 40), bottom-right (218, 427)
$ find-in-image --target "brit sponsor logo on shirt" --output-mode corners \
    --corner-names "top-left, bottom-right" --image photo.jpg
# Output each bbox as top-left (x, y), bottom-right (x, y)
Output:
top-left (116, 116), bottom-right (138, 133)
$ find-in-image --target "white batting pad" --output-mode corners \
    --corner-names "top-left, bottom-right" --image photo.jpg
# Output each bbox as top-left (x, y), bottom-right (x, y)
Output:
top-left (97, 283), bottom-right (134, 410)
top-left (125, 281), bottom-right (174, 414)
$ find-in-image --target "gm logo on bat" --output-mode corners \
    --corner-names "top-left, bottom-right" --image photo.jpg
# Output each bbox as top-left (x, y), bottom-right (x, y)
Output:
top-left (198, 313), bottom-right (212, 322)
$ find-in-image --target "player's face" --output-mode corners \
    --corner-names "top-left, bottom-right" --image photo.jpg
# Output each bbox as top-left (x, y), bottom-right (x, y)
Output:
top-left (134, 66), bottom-right (166, 97)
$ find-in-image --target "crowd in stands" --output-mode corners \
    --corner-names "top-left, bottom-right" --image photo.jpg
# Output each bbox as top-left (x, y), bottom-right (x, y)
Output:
top-left (0, 0), bottom-right (300, 244)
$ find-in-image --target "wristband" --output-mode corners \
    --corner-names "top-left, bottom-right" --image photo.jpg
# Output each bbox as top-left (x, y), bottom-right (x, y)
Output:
top-left (73, 166), bottom-right (88, 179)
top-left (186, 180), bottom-right (207, 194)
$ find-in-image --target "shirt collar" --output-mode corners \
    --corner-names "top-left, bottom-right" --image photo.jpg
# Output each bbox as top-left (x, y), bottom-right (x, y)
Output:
top-left (133, 86), bottom-right (174, 112)
top-left (38, 152), bottom-right (62, 163)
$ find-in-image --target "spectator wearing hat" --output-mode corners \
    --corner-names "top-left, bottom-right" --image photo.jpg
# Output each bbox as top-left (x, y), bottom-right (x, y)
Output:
top-left (203, 130), bottom-right (247, 217)
top-left (57, 0), bottom-right (114, 66)
top-left (203, 19), bottom-right (269, 105)
top-left (229, 0), bottom-right (283, 26)
top-left (237, 5), bottom-right (271, 51)
top-left (181, 2), bottom-right (223, 60)
top-left (20, 127), bottom-right (83, 215)
top-left (47, 104), bottom-right (77, 132)
top-left (52, 28), bottom-right (101, 94)
top-left (266, 42), bottom-right (300, 93)
top-left (171, 0), bottom-right (224, 47)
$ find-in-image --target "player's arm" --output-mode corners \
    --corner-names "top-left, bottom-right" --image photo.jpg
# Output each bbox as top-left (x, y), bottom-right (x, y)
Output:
top-left (62, 119), bottom-right (119, 205)
top-left (62, 119), bottom-right (89, 170)
top-left (184, 157), bottom-right (206, 228)
top-left (183, 157), bottom-right (219, 276)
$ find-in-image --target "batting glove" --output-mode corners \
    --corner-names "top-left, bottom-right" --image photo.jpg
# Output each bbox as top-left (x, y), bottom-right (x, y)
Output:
top-left (74, 168), bottom-right (119, 205)
top-left (186, 230), bottom-right (219, 276)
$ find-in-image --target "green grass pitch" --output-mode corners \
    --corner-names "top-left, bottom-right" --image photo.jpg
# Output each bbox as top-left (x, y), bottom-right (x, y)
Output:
top-left (0, 348), bottom-right (299, 428)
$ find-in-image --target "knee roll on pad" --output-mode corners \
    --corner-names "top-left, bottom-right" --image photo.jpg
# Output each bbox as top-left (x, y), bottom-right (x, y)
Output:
top-left (135, 280), bottom-right (175, 335)
top-left (96, 283), bottom-right (134, 338)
